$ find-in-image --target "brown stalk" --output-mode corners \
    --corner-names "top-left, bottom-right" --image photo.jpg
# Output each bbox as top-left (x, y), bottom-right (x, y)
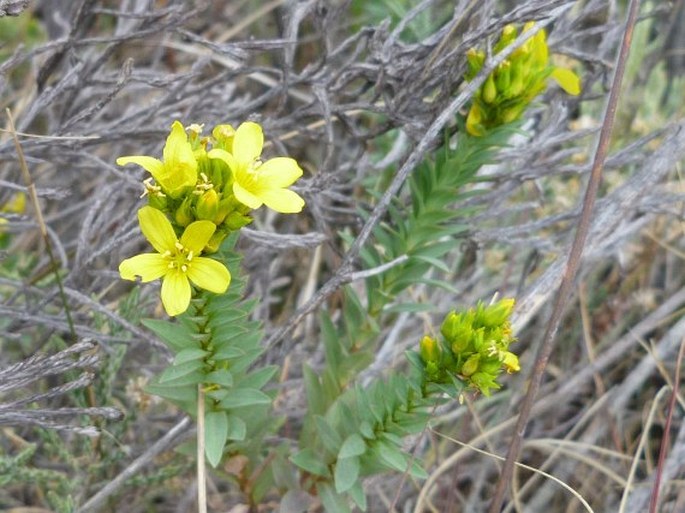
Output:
top-left (486, 1), bottom-right (643, 511)
top-left (648, 336), bottom-right (685, 513)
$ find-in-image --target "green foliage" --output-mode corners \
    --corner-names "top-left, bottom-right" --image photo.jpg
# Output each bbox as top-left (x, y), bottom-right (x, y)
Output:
top-left (143, 233), bottom-right (272, 468)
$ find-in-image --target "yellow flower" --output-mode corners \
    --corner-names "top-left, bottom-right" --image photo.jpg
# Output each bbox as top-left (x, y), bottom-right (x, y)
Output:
top-left (0, 192), bottom-right (26, 232)
top-left (502, 352), bottom-right (520, 374)
top-left (117, 121), bottom-right (198, 198)
top-left (208, 122), bottom-right (305, 213)
top-left (119, 206), bottom-right (231, 316)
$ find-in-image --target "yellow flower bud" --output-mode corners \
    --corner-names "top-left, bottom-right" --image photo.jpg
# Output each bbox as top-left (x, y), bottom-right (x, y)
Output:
top-left (174, 196), bottom-right (194, 227)
top-left (494, 24), bottom-right (517, 53)
top-left (495, 61), bottom-right (511, 93)
top-left (466, 48), bottom-right (485, 80)
top-left (482, 73), bottom-right (497, 104)
top-left (461, 354), bottom-right (480, 377)
top-left (196, 189), bottom-right (219, 221)
top-left (465, 102), bottom-right (486, 137)
top-left (419, 336), bottom-right (441, 364)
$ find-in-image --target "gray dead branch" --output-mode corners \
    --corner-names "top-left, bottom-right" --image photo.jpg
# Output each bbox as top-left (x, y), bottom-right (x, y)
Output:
top-left (0, 339), bottom-right (123, 434)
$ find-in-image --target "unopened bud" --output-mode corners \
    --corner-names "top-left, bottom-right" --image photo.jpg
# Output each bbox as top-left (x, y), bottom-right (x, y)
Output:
top-left (175, 196), bottom-right (194, 227)
top-left (482, 74), bottom-right (497, 104)
top-left (495, 61), bottom-right (511, 93)
top-left (196, 189), bottom-right (219, 221)
top-left (461, 354), bottom-right (480, 377)
top-left (419, 336), bottom-right (441, 364)
top-left (466, 48), bottom-right (485, 80)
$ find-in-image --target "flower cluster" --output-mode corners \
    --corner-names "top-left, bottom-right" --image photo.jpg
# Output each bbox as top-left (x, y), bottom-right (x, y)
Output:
top-left (117, 120), bottom-right (305, 316)
top-left (419, 298), bottom-right (519, 396)
top-left (464, 22), bottom-right (581, 137)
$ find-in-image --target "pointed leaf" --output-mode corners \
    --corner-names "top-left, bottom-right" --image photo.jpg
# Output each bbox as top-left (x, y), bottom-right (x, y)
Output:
top-left (290, 448), bottom-right (331, 477)
top-left (334, 456), bottom-right (360, 493)
top-left (219, 388), bottom-right (272, 409)
top-left (226, 415), bottom-right (246, 441)
top-left (159, 360), bottom-right (205, 384)
top-left (338, 434), bottom-right (366, 459)
top-left (174, 348), bottom-right (209, 365)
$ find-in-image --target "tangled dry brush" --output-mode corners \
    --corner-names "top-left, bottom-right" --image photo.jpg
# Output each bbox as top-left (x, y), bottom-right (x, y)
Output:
top-left (1, 0), bottom-right (684, 512)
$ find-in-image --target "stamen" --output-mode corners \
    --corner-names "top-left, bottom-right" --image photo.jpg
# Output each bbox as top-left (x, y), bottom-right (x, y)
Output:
top-left (181, 264), bottom-right (188, 272)
top-left (187, 251), bottom-right (194, 261)
top-left (175, 242), bottom-right (184, 251)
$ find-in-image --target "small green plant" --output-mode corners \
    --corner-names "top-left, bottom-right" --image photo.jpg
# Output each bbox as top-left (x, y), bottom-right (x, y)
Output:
top-left (110, 19), bottom-right (581, 512)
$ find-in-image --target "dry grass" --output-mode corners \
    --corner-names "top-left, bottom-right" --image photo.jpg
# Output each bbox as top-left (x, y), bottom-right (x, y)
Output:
top-left (1, 0), bottom-right (684, 512)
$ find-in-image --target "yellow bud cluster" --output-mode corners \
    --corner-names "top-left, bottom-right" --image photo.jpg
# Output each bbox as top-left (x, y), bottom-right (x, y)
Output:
top-left (117, 120), bottom-right (305, 253)
top-left (418, 298), bottom-right (519, 396)
top-left (464, 22), bottom-right (581, 137)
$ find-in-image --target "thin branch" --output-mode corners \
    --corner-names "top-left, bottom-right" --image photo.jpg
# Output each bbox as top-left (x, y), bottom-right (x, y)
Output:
top-left (487, 1), bottom-right (643, 511)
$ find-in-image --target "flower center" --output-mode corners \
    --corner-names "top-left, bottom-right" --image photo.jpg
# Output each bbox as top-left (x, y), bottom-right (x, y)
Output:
top-left (239, 159), bottom-right (263, 191)
top-left (164, 242), bottom-right (195, 274)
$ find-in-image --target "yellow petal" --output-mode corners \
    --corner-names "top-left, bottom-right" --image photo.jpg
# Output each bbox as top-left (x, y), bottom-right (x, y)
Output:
top-left (161, 270), bottom-right (191, 316)
top-left (233, 181), bottom-right (263, 210)
top-left (137, 206), bottom-right (177, 254)
top-left (163, 121), bottom-right (194, 167)
top-left (256, 157), bottom-right (303, 188)
top-left (119, 253), bottom-right (168, 282)
top-left (258, 188), bottom-right (305, 213)
top-left (207, 148), bottom-right (238, 171)
top-left (187, 257), bottom-right (231, 294)
top-left (117, 156), bottom-right (165, 181)
top-left (233, 122), bottom-right (263, 164)
top-left (551, 67), bottom-right (581, 96)
top-left (180, 220), bottom-right (216, 254)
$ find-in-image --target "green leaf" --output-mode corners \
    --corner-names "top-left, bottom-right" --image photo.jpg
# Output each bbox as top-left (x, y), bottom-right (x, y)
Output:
top-left (303, 365), bottom-right (326, 416)
top-left (376, 441), bottom-right (408, 472)
top-left (174, 348), bottom-right (208, 365)
top-left (142, 319), bottom-right (194, 352)
top-left (238, 366), bottom-right (277, 390)
top-left (358, 421), bottom-right (375, 440)
top-left (383, 302), bottom-right (434, 314)
top-left (317, 482), bottom-right (351, 513)
top-left (412, 254), bottom-right (450, 272)
top-left (349, 481), bottom-right (368, 511)
top-left (144, 382), bottom-right (196, 402)
top-left (334, 456), bottom-right (360, 493)
top-left (211, 346), bottom-right (246, 360)
top-left (205, 411), bottom-right (228, 467)
top-left (205, 369), bottom-right (233, 387)
top-left (226, 415), bottom-right (246, 441)
top-left (338, 434), bottom-right (366, 459)
top-left (219, 389), bottom-right (272, 409)
top-left (159, 360), bottom-right (205, 384)
top-left (315, 415), bottom-right (343, 455)
top-left (290, 448), bottom-right (331, 477)
top-left (409, 459), bottom-right (429, 480)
